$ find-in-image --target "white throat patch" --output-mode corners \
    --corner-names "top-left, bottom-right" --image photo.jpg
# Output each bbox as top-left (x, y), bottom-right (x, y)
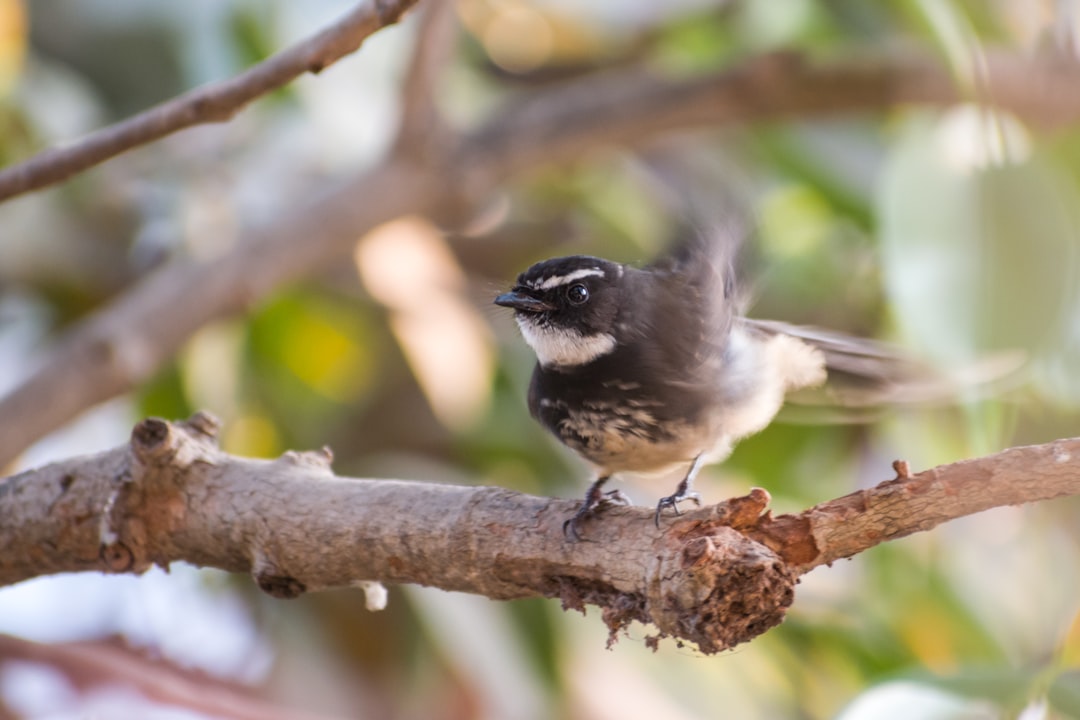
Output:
top-left (517, 318), bottom-right (616, 368)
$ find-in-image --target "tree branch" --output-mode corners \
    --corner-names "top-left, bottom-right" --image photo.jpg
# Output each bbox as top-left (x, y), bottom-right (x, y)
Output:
top-left (0, 159), bottom-right (437, 473)
top-left (456, 51), bottom-right (1080, 185)
top-left (391, 0), bottom-right (459, 159)
top-left (0, 0), bottom-right (420, 202)
top-left (3, 51), bottom-right (1080, 469)
top-left (3, 414), bottom-right (1077, 654)
top-left (0, 633), bottom-right (336, 720)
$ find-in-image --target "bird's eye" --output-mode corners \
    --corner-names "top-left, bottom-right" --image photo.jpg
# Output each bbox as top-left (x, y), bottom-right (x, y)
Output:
top-left (566, 284), bottom-right (589, 304)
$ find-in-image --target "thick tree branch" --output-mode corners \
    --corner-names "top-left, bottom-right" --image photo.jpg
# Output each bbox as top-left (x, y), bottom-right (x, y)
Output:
top-left (0, 0), bottom-right (420, 202)
top-left (3, 51), bottom-right (1080, 469)
top-left (3, 415), bottom-right (1077, 654)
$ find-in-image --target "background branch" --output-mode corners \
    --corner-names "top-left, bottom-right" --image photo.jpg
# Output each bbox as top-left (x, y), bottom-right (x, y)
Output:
top-left (0, 0), bottom-right (420, 202)
top-left (392, 0), bottom-right (459, 158)
top-left (0, 159), bottom-right (436, 473)
top-left (458, 51), bottom-right (1080, 183)
top-left (0, 633), bottom-right (336, 720)
top-left (3, 50), bottom-right (1080, 470)
top-left (3, 414), bottom-right (1077, 654)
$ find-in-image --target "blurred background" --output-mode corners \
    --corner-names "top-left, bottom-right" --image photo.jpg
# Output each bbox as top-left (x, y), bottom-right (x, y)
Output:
top-left (2, 0), bottom-right (1080, 718)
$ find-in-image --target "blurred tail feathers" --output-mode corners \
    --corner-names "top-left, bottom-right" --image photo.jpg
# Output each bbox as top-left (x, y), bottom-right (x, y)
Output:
top-left (744, 319), bottom-right (1026, 420)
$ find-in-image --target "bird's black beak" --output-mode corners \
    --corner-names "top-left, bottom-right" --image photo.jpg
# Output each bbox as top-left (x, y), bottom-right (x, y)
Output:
top-left (494, 288), bottom-right (553, 313)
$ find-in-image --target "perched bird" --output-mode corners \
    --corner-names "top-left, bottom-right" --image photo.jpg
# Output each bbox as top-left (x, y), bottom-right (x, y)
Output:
top-left (495, 228), bottom-right (922, 539)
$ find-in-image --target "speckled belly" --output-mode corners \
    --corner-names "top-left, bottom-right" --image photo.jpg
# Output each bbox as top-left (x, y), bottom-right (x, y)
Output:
top-left (536, 396), bottom-right (713, 473)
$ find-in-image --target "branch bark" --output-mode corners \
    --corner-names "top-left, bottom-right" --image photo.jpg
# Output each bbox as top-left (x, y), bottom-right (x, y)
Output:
top-left (0, 0), bottom-right (420, 202)
top-left (3, 414), bottom-right (1077, 654)
top-left (4, 50), bottom-right (1080, 470)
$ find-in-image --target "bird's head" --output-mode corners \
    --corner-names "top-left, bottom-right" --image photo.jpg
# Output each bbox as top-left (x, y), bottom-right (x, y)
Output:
top-left (495, 255), bottom-right (625, 369)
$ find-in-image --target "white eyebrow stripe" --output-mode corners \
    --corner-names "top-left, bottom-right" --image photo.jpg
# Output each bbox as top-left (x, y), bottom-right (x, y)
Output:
top-left (533, 268), bottom-right (605, 290)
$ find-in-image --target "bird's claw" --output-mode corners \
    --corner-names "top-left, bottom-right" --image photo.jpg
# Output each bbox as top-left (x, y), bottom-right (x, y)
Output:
top-left (562, 489), bottom-right (631, 541)
top-left (653, 490), bottom-right (702, 528)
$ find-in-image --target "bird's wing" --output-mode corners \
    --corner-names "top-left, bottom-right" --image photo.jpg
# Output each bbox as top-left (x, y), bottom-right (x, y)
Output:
top-left (646, 222), bottom-right (745, 365)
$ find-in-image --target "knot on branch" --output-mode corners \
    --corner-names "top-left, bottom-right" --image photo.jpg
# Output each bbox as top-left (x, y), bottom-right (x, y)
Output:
top-left (643, 525), bottom-right (796, 654)
top-left (99, 540), bottom-right (135, 572)
top-left (547, 491), bottom-right (799, 654)
top-left (183, 411), bottom-right (222, 440)
top-left (110, 414), bottom-right (222, 573)
top-left (253, 553), bottom-right (307, 599)
top-left (131, 412), bottom-right (221, 467)
top-left (131, 418), bottom-right (171, 459)
top-left (256, 572), bottom-right (307, 599)
top-left (275, 447), bottom-right (334, 470)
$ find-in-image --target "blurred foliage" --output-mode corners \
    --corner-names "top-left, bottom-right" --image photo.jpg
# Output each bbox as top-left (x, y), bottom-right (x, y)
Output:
top-left (2, 0), bottom-right (1080, 718)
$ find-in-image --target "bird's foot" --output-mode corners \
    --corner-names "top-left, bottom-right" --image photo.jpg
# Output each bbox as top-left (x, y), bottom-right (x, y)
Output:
top-left (653, 490), bottom-right (701, 528)
top-left (562, 489), bottom-right (631, 542)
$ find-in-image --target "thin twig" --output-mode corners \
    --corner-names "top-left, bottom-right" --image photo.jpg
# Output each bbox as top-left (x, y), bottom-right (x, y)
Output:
top-left (0, 0), bottom-right (420, 202)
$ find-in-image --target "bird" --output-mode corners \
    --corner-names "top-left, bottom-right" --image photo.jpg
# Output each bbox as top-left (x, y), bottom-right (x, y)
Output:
top-left (494, 226), bottom-right (925, 540)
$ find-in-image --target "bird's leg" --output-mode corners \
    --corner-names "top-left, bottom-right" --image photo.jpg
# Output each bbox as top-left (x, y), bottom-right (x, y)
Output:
top-left (562, 475), bottom-right (630, 541)
top-left (654, 454), bottom-right (705, 527)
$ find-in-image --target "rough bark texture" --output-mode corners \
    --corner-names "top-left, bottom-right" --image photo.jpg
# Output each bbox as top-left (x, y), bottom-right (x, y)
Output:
top-left (3, 414), bottom-right (1078, 654)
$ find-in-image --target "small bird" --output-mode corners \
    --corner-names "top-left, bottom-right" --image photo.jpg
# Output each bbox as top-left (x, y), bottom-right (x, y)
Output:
top-left (495, 228), bottom-right (921, 540)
